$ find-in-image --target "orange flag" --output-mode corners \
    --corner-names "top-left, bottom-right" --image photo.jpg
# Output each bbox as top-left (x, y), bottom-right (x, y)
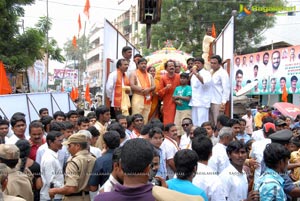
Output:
top-left (0, 61), bottom-right (12, 95)
top-left (72, 35), bottom-right (77, 48)
top-left (70, 87), bottom-right (75, 101)
top-left (84, 0), bottom-right (90, 19)
top-left (75, 87), bottom-right (79, 100)
top-left (78, 14), bottom-right (82, 34)
top-left (282, 84), bottom-right (288, 102)
top-left (212, 23), bottom-right (216, 38)
top-left (85, 83), bottom-right (91, 104)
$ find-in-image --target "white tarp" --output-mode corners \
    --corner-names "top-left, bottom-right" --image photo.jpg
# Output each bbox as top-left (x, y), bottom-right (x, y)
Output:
top-left (0, 92), bottom-right (76, 137)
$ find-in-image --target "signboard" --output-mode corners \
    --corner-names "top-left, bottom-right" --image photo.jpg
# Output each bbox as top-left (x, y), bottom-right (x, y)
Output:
top-left (233, 45), bottom-right (300, 95)
top-left (54, 69), bottom-right (78, 91)
top-left (27, 60), bottom-right (48, 92)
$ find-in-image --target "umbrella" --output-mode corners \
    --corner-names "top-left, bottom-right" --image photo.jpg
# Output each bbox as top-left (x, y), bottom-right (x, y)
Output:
top-left (146, 41), bottom-right (192, 71)
top-left (273, 102), bottom-right (300, 120)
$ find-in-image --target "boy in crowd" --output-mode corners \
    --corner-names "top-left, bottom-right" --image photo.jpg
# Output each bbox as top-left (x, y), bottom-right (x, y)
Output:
top-left (173, 73), bottom-right (192, 136)
top-left (149, 127), bottom-right (167, 179)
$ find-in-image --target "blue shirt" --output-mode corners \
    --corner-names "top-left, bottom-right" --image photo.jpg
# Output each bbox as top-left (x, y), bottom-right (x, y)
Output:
top-left (88, 149), bottom-right (114, 187)
top-left (167, 178), bottom-right (208, 201)
top-left (236, 132), bottom-right (251, 143)
top-left (255, 167), bottom-right (286, 201)
top-left (155, 147), bottom-right (167, 179)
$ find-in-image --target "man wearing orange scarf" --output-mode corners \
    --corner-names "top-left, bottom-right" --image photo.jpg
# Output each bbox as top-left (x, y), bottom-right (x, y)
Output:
top-left (106, 59), bottom-right (131, 117)
top-left (130, 58), bottom-right (155, 123)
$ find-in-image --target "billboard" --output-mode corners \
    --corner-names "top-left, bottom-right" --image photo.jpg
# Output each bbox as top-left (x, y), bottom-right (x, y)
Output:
top-left (53, 69), bottom-right (78, 91)
top-left (27, 60), bottom-right (48, 92)
top-left (233, 45), bottom-right (300, 95)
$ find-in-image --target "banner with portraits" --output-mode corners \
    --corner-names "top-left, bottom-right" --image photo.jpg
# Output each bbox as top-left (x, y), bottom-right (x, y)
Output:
top-left (233, 45), bottom-right (300, 96)
top-left (53, 69), bottom-right (78, 91)
top-left (27, 60), bottom-right (48, 92)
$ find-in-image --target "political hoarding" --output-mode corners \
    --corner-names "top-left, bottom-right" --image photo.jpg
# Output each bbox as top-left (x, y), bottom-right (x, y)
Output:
top-left (233, 45), bottom-right (300, 96)
top-left (53, 69), bottom-right (78, 91)
top-left (27, 60), bottom-right (48, 92)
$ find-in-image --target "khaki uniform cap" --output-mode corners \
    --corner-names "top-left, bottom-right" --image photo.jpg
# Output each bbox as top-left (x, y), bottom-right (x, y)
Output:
top-left (62, 133), bottom-right (88, 145)
top-left (0, 144), bottom-right (20, 160)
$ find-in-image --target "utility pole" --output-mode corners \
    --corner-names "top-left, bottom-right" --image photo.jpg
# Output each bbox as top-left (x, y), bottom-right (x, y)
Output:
top-left (46, 0), bottom-right (49, 91)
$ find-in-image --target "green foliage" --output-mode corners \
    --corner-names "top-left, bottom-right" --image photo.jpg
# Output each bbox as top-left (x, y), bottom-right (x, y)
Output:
top-left (141, 0), bottom-right (284, 56)
top-left (63, 35), bottom-right (87, 71)
top-left (0, 0), bottom-right (64, 73)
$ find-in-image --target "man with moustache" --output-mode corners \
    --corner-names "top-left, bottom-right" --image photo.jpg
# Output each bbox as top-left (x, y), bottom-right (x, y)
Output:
top-left (160, 123), bottom-right (180, 179)
top-left (106, 59), bottom-right (131, 117)
top-left (189, 57), bottom-right (212, 126)
top-left (209, 55), bottom-right (230, 127)
top-left (261, 52), bottom-right (269, 77)
top-left (272, 50), bottom-right (281, 74)
top-left (28, 121), bottom-right (46, 161)
top-left (130, 58), bottom-right (155, 123)
top-left (270, 77), bottom-right (277, 93)
top-left (158, 60), bottom-right (180, 125)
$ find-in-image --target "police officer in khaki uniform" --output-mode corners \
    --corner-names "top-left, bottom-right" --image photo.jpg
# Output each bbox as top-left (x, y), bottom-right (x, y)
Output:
top-left (0, 144), bottom-right (33, 201)
top-left (0, 163), bottom-right (26, 201)
top-left (49, 133), bottom-right (96, 201)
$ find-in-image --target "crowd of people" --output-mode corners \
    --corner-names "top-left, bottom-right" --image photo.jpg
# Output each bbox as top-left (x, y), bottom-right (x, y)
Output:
top-left (106, 46), bottom-right (230, 129)
top-left (1, 45), bottom-right (300, 201)
top-left (1, 103), bottom-right (300, 201)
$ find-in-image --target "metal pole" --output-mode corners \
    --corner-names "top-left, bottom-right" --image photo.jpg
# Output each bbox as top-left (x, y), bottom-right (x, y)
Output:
top-left (46, 0), bottom-right (49, 92)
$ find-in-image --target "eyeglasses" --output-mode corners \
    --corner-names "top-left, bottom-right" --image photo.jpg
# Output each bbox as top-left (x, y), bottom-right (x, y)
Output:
top-left (182, 123), bottom-right (191, 127)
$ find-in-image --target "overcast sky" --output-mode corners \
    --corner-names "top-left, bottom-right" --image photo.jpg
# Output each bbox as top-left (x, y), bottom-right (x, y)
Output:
top-left (22, 0), bottom-right (137, 69)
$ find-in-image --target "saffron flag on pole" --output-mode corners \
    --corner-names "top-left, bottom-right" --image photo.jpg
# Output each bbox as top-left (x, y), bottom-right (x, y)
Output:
top-left (70, 87), bottom-right (75, 101)
top-left (212, 23), bottom-right (217, 38)
top-left (72, 35), bottom-right (77, 48)
top-left (84, 0), bottom-right (90, 19)
top-left (85, 83), bottom-right (91, 104)
top-left (78, 14), bottom-right (82, 34)
top-left (0, 61), bottom-right (12, 95)
top-left (75, 87), bottom-right (79, 100)
top-left (282, 84), bottom-right (288, 102)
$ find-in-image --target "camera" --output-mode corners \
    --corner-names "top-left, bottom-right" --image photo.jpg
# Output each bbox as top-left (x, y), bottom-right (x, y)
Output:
top-left (151, 178), bottom-right (162, 186)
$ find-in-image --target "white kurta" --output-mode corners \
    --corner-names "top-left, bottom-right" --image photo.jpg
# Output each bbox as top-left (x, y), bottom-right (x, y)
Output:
top-left (219, 164), bottom-right (248, 201)
top-left (189, 68), bottom-right (212, 126)
top-left (193, 162), bottom-right (226, 201)
top-left (208, 143), bottom-right (230, 174)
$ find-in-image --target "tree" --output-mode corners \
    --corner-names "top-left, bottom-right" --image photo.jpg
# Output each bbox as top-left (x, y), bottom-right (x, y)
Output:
top-left (0, 1), bottom-right (64, 73)
top-left (63, 35), bottom-right (87, 72)
top-left (141, 0), bottom-right (285, 56)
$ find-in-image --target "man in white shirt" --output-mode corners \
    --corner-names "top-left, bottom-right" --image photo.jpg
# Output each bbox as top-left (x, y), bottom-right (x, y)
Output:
top-left (189, 57), bottom-right (212, 127)
top-left (179, 118), bottom-right (193, 149)
top-left (209, 55), bottom-right (230, 127)
top-left (208, 127), bottom-right (233, 174)
top-left (6, 113), bottom-right (27, 144)
top-left (219, 141), bottom-right (259, 201)
top-left (192, 135), bottom-right (226, 201)
top-left (0, 119), bottom-right (9, 144)
top-left (117, 46), bottom-right (137, 77)
top-left (40, 131), bottom-right (64, 201)
top-left (242, 108), bottom-right (253, 136)
top-left (250, 122), bottom-right (275, 183)
top-left (106, 59), bottom-right (131, 117)
top-left (160, 123), bottom-right (180, 179)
